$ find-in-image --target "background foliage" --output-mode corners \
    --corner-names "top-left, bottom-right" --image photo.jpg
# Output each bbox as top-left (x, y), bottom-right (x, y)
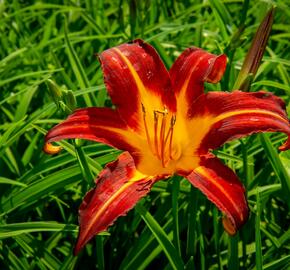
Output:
top-left (0, 0), bottom-right (289, 269)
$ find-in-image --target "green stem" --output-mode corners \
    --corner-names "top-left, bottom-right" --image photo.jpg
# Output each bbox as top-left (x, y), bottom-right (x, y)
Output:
top-left (172, 176), bottom-right (181, 256)
top-left (255, 188), bottom-right (263, 270)
top-left (213, 207), bottom-right (223, 270)
top-left (186, 187), bottom-right (199, 260)
top-left (228, 234), bottom-right (239, 270)
top-left (197, 212), bottom-right (205, 270)
top-left (96, 236), bottom-right (105, 270)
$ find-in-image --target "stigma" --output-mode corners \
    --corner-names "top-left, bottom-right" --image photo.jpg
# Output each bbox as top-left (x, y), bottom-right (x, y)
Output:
top-left (142, 103), bottom-right (177, 168)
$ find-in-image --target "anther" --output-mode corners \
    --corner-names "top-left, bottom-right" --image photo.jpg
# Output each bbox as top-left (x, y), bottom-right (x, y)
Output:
top-left (142, 103), bottom-right (177, 167)
top-left (141, 103), bottom-right (146, 114)
top-left (171, 115), bottom-right (176, 126)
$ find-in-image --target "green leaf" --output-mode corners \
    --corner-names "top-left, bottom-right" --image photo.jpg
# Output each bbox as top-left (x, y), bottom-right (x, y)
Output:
top-left (259, 134), bottom-right (290, 205)
top-left (255, 188), bottom-right (263, 270)
top-left (252, 80), bottom-right (290, 94)
top-left (0, 222), bottom-right (78, 239)
top-left (0, 177), bottom-right (27, 187)
top-left (1, 166), bottom-right (81, 215)
top-left (135, 204), bottom-right (184, 270)
top-left (63, 16), bottom-right (92, 106)
top-left (263, 255), bottom-right (290, 270)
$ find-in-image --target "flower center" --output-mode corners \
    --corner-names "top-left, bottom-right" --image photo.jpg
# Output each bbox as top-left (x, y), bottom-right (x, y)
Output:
top-left (142, 103), bottom-right (177, 168)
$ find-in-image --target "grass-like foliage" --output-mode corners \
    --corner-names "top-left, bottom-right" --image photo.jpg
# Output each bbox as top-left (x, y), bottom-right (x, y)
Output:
top-left (0, 0), bottom-right (289, 269)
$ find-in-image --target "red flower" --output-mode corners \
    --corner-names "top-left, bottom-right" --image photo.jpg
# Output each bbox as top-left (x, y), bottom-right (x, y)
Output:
top-left (44, 39), bottom-right (290, 254)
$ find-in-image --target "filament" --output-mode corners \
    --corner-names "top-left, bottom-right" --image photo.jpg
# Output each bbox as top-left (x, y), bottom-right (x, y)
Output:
top-left (154, 111), bottom-right (160, 159)
top-left (142, 103), bottom-right (154, 153)
top-left (159, 109), bottom-right (167, 167)
top-left (142, 103), bottom-right (176, 167)
top-left (164, 115), bottom-right (176, 160)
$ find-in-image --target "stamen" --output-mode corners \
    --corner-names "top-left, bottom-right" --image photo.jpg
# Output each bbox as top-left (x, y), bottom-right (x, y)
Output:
top-left (154, 108), bottom-right (169, 163)
top-left (142, 103), bottom-right (154, 153)
top-left (159, 108), bottom-right (168, 167)
top-left (142, 103), bottom-right (177, 167)
top-left (169, 127), bottom-right (174, 160)
top-left (164, 115), bottom-right (176, 160)
top-left (154, 111), bottom-right (160, 159)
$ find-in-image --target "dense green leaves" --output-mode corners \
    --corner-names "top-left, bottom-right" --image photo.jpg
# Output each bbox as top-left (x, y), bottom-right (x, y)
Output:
top-left (0, 222), bottom-right (78, 239)
top-left (0, 0), bottom-right (289, 269)
top-left (136, 204), bottom-right (184, 270)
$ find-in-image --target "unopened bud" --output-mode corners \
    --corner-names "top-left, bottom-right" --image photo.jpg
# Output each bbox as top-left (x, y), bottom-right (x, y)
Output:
top-left (64, 90), bottom-right (77, 112)
top-left (46, 79), bottom-right (63, 108)
top-left (234, 8), bottom-right (274, 91)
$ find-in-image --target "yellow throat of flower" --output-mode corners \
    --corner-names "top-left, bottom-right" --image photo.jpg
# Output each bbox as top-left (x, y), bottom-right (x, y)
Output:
top-left (141, 103), bottom-right (179, 169)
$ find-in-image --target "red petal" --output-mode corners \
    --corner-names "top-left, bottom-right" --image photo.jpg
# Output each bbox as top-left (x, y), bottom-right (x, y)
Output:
top-left (44, 107), bottom-right (136, 152)
top-left (184, 157), bottom-right (249, 234)
top-left (74, 152), bottom-right (160, 254)
top-left (43, 142), bottom-right (62, 155)
top-left (187, 91), bottom-right (290, 154)
top-left (169, 47), bottom-right (227, 105)
top-left (99, 39), bottom-right (176, 129)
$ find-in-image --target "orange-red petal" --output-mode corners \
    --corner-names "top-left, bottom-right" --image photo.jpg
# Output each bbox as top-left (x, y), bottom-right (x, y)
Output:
top-left (169, 47), bottom-right (227, 109)
top-left (99, 39), bottom-right (176, 130)
top-left (185, 157), bottom-right (249, 235)
top-left (74, 152), bottom-right (161, 255)
top-left (44, 107), bottom-right (136, 153)
top-left (187, 91), bottom-right (290, 154)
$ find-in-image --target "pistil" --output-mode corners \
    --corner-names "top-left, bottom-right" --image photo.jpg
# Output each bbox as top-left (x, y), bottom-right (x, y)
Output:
top-left (142, 103), bottom-right (176, 168)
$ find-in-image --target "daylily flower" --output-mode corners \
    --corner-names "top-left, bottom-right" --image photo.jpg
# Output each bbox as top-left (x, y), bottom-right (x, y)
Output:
top-left (44, 39), bottom-right (290, 255)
